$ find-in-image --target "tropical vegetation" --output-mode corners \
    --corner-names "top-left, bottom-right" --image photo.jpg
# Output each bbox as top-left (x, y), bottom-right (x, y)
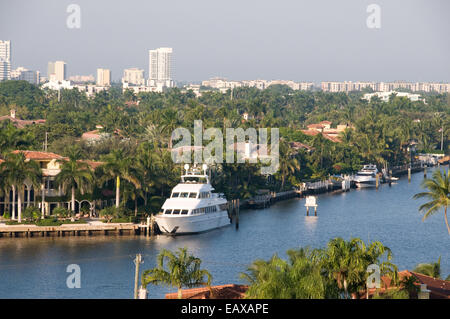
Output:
top-left (0, 80), bottom-right (448, 219)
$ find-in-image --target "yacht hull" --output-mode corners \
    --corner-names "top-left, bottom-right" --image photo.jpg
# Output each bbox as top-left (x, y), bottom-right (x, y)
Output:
top-left (355, 180), bottom-right (376, 188)
top-left (155, 211), bottom-right (231, 235)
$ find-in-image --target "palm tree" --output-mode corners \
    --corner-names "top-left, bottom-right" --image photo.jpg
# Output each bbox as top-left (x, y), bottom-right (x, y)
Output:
top-left (240, 248), bottom-right (338, 299)
top-left (319, 237), bottom-right (397, 299)
top-left (99, 149), bottom-right (141, 208)
top-left (142, 248), bottom-right (212, 299)
top-left (121, 180), bottom-right (144, 216)
top-left (160, 109), bottom-right (180, 149)
top-left (277, 139), bottom-right (300, 190)
top-left (413, 257), bottom-right (442, 279)
top-left (55, 150), bottom-right (93, 215)
top-left (413, 169), bottom-right (450, 235)
top-left (0, 152), bottom-right (41, 222)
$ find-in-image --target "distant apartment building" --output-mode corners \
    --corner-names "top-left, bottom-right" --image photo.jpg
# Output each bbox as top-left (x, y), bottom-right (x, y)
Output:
top-left (148, 47), bottom-right (174, 88)
top-left (10, 67), bottom-right (40, 85)
top-left (0, 40), bottom-right (11, 81)
top-left (202, 77), bottom-right (242, 93)
top-left (122, 68), bottom-right (145, 86)
top-left (47, 61), bottom-right (66, 82)
top-left (363, 91), bottom-right (423, 102)
top-left (321, 81), bottom-right (450, 94)
top-left (241, 79), bottom-right (268, 90)
top-left (73, 84), bottom-right (109, 97)
top-left (42, 79), bottom-right (73, 90)
top-left (68, 74), bottom-right (95, 83)
top-left (122, 82), bottom-right (165, 94)
top-left (201, 78), bottom-right (315, 92)
top-left (96, 68), bottom-right (111, 86)
top-left (268, 80), bottom-right (314, 91)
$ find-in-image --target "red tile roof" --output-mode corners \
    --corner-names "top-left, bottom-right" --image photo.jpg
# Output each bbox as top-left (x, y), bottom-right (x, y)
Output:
top-left (165, 284), bottom-right (248, 299)
top-left (306, 124), bottom-right (325, 129)
top-left (323, 134), bottom-right (342, 143)
top-left (290, 141), bottom-right (314, 151)
top-left (300, 130), bottom-right (342, 143)
top-left (364, 270), bottom-right (450, 299)
top-left (12, 150), bottom-right (65, 160)
top-left (0, 115), bottom-right (46, 129)
top-left (301, 129), bottom-right (320, 136)
top-left (81, 130), bottom-right (102, 140)
top-left (78, 160), bottom-right (103, 170)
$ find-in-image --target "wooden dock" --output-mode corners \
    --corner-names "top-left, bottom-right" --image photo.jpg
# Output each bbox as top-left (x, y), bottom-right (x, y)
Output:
top-left (0, 223), bottom-right (140, 238)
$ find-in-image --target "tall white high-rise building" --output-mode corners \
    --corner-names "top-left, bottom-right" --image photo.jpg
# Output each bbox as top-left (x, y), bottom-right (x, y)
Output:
top-left (48, 61), bottom-right (66, 82)
top-left (122, 68), bottom-right (145, 86)
top-left (0, 40), bottom-right (11, 81)
top-left (148, 47), bottom-right (174, 88)
top-left (96, 68), bottom-right (111, 86)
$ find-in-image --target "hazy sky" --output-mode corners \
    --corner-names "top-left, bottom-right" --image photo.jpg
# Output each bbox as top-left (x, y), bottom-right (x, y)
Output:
top-left (1, 0), bottom-right (449, 83)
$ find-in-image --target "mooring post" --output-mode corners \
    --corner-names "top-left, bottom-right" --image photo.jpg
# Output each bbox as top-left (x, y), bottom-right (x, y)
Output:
top-left (424, 167), bottom-right (427, 178)
top-left (305, 196), bottom-right (317, 216)
top-left (133, 254), bottom-right (143, 299)
top-left (376, 174), bottom-right (379, 189)
top-left (235, 199), bottom-right (239, 230)
top-left (408, 167), bottom-right (411, 183)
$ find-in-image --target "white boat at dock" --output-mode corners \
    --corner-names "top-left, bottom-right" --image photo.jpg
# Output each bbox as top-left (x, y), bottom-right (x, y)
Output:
top-left (154, 164), bottom-right (231, 235)
top-left (353, 164), bottom-right (378, 188)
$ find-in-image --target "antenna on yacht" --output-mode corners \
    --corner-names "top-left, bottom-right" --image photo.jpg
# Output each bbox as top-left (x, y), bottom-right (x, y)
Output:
top-left (184, 164), bottom-right (189, 175)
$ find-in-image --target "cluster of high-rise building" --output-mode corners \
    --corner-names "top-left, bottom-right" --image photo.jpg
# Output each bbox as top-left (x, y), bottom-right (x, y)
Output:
top-left (122, 47), bottom-right (174, 93)
top-left (321, 81), bottom-right (450, 94)
top-left (0, 40), bottom-right (175, 95)
top-left (1, 39), bottom-right (450, 97)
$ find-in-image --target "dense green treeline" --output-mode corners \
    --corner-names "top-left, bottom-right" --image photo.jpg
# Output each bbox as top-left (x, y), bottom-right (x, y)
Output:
top-left (0, 80), bottom-right (448, 212)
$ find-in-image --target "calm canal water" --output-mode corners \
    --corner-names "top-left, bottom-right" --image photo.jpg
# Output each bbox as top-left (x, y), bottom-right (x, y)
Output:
top-left (0, 166), bottom-right (449, 298)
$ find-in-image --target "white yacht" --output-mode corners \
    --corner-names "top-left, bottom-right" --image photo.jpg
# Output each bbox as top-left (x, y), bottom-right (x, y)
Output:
top-left (353, 164), bottom-right (378, 188)
top-left (154, 164), bottom-right (231, 235)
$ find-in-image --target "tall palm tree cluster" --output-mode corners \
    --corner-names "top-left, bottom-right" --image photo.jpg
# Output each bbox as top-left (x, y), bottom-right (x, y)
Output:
top-left (0, 152), bottom-right (41, 222)
top-left (241, 237), bottom-right (398, 299)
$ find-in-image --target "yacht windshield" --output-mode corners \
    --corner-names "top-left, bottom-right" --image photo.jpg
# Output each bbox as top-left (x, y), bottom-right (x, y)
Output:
top-left (182, 176), bottom-right (208, 183)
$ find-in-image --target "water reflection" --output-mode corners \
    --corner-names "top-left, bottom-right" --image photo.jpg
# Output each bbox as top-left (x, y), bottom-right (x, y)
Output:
top-left (0, 165), bottom-right (448, 298)
top-left (304, 216), bottom-right (318, 233)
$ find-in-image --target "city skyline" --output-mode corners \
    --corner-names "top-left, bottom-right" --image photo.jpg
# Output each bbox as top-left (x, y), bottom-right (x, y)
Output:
top-left (0, 0), bottom-right (449, 82)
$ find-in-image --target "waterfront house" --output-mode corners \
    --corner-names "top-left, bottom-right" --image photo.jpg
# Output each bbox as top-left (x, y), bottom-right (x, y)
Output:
top-left (301, 121), bottom-right (354, 143)
top-left (0, 150), bottom-right (102, 217)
